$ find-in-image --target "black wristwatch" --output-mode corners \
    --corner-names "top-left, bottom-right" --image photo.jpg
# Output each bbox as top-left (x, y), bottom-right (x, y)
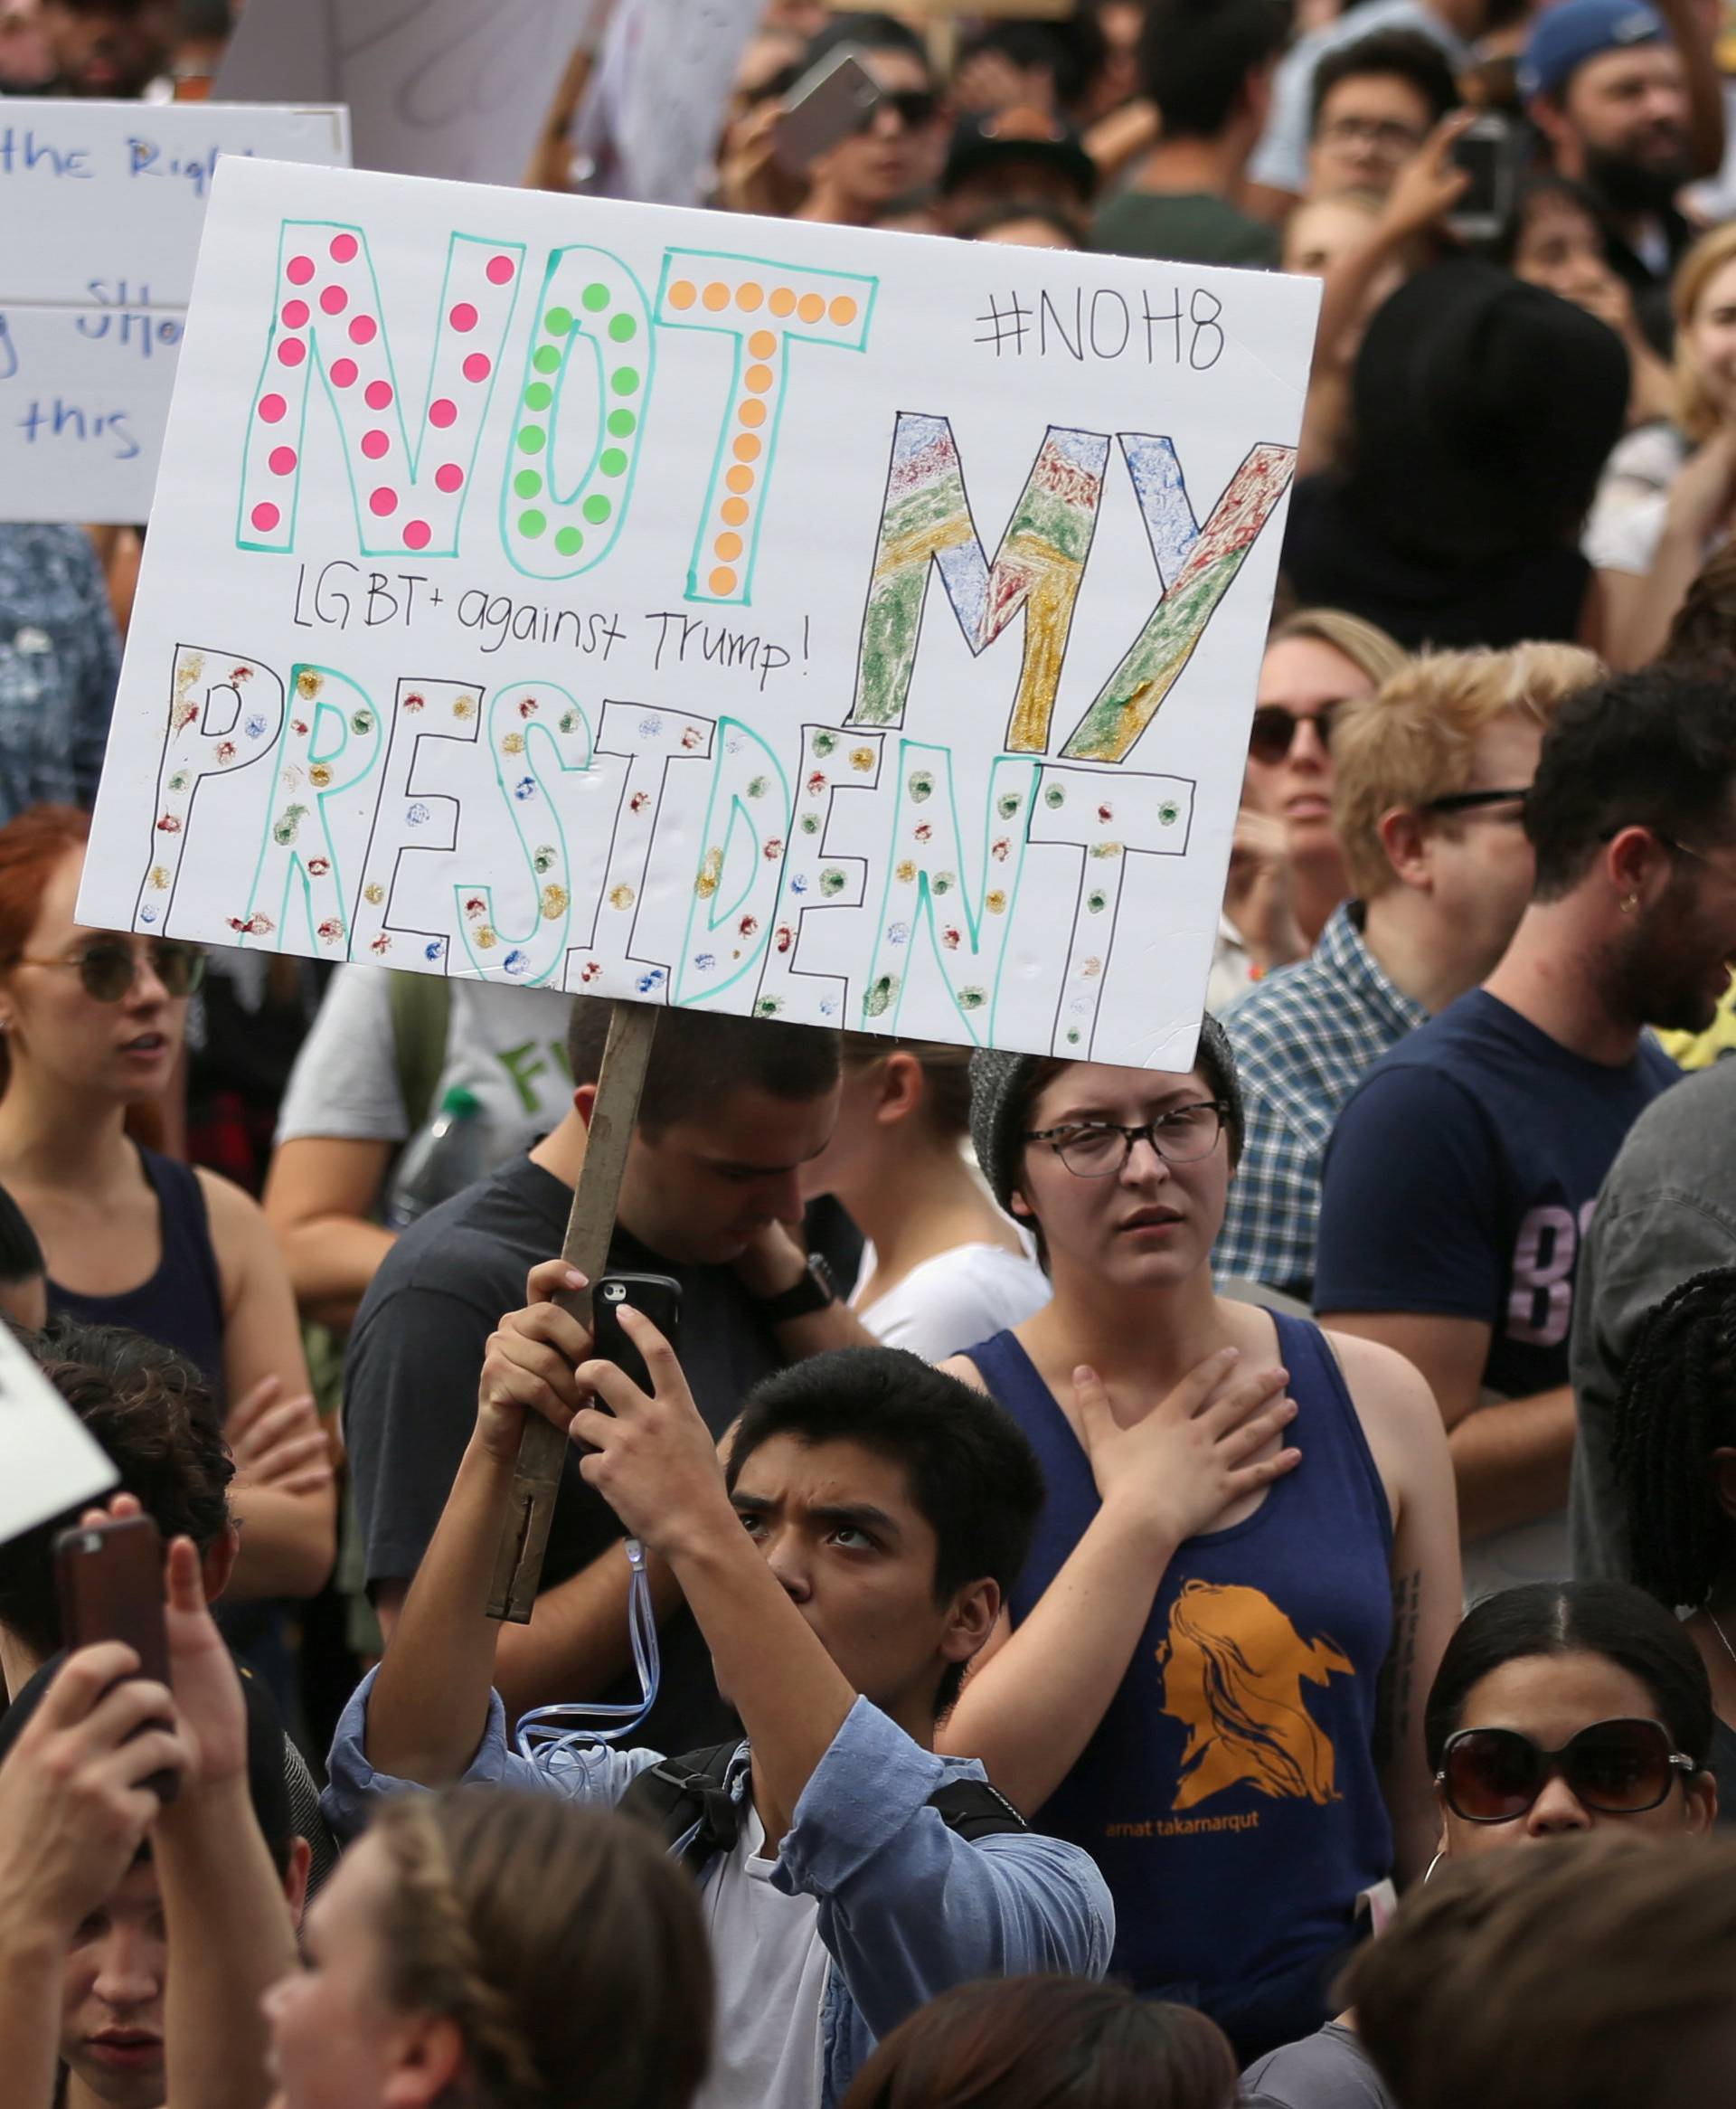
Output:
top-left (757, 1253), bottom-right (840, 1324)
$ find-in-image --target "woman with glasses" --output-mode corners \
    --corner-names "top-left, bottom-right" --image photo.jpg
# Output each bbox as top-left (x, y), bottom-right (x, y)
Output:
top-left (1209, 608), bottom-right (1405, 1013)
top-left (1243, 1579), bottom-right (1716, 2106)
top-left (935, 1024), bottom-right (1461, 2064)
top-left (0, 806), bottom-right (334, 1603)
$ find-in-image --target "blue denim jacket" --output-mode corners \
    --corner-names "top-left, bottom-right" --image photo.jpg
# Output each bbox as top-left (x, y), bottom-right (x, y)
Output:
top-left (326, 1672), bottom-right (1115, 2108)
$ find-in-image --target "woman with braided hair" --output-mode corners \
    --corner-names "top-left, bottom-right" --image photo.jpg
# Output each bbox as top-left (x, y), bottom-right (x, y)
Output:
top-left (263, 1786), bottom-right (712, 2109)
top-left (1610, 1264), bottom-right (1736, 1821)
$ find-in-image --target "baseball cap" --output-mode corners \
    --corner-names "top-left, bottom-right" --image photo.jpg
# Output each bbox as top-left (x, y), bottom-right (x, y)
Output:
top-left (1519, 0), bottom-right (1666, 101)
top-left (941, 106), bottom-right (1097, 203)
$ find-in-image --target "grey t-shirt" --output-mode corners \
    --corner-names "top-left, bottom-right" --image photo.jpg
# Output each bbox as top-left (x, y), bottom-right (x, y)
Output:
top-left (1570, 1061), bottom-right (1736, 1578)
top-left (1241, 2020), bottom-right (1393, 2108)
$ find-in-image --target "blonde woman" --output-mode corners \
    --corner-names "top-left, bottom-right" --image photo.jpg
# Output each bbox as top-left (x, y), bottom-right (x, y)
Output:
top-left (266, 1790), bottom-right (712, 2109)
top-left (1590, 222), bottom-right (1736, 667)
top-left (1210, 608), bottom-right (1407, 1012)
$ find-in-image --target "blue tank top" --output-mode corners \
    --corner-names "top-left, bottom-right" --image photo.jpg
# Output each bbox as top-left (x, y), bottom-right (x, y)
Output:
top-left (47, 1148), bottom-right (227, 1396)
top-left (968, 1314), bottom-right (1394, 2017)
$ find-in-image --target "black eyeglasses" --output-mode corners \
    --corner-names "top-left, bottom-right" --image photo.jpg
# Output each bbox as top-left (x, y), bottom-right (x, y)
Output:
top-left (1437, 1717), bottom-right (1697, 1824)
top-left (859, 89), bottom-right (939, 132)
top-left (1422, 787), bottom-right (1532, 817)
top-left (1248, 702), bottom-right (1343, 765)
top-left (1024, 1102), bottom-right (1230, 1177)
top-left (14, 938), bottom-right (207, 1003)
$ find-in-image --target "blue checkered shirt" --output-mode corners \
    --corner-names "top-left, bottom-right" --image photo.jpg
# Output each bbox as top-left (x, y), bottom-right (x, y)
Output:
top-left (1213, 902), bottom-right (1428, 1300)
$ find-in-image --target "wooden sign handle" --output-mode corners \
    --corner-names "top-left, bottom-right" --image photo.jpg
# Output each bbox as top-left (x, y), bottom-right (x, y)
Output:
top-left (486, 998), bottom-right (659, 1622)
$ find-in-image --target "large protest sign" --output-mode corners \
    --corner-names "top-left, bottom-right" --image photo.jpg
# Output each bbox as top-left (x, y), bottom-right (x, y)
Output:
top-left (81, 158), bottom-right (1316, 1070)
top-left (0, 1322), bottom-right (117, 1549)
top-left (0, 100), bottom-right (350, 524)
top-left (216, 0), bottom-right (603, 186)
top-left (574, 0), bottom-right (761, 206)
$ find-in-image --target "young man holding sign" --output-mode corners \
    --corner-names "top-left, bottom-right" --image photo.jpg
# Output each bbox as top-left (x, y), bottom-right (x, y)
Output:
top-left (344, 1003), bottom-right (869, 1755)
top-left (326, 1272), bottom-right (1111, 2109)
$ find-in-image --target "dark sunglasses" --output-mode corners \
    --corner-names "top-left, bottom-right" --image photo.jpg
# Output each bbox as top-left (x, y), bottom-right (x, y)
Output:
top-left (15, 938), bottom-right (207, 1003)
top-left (1422, 787), bottom-right (1532, 817)
top-left (1438, 1717), bottom-right (1697, 1824)
top-left (1248, 701), bottom-right (1342, 765)
top-left (859, 88), bottom-right (939, 132)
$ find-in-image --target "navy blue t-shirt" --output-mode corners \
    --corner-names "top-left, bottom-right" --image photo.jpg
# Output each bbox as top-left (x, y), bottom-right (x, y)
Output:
top-left (1314, 990), bottom-right (1679, 1398)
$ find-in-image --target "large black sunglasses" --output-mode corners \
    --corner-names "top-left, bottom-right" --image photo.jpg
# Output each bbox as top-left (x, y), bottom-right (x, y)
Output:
top-left (14, 938), bottom-right (207, 1004)
top-left (1248, 701), bottom-right (1343, 765)
top-left (1438, 1717), bottom-right (1697, 1824)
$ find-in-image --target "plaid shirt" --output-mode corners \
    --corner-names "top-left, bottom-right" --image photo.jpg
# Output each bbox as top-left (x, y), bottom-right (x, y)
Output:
top-left (1213, 902), bottom-right (1428, 1300)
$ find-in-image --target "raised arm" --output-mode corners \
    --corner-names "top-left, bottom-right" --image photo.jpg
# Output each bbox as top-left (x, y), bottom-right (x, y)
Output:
top-left (0, 1643), bottom-right (190, 2109)
top-left (363, 1259), bottom-right (598, 1784)
top-left (152, 1529), bottom-right (299, 2109)
top-left (935, 1350), bottom-right (1297, 1814)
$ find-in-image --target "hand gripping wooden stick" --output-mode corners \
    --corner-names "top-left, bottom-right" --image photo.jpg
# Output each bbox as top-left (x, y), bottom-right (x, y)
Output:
top-left (486, 999), bottom-right (659, 1622)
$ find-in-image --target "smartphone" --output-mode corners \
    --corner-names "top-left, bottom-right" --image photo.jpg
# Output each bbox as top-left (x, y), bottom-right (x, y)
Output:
top-left (54, 1514), bottom-right (177, 1800)
top-left (773, 46), bottom-right (881, 181)
top-left (1448, 113), bottom-right (1517, 244)
top-left (591, 1272), bottom-right (683, 1400)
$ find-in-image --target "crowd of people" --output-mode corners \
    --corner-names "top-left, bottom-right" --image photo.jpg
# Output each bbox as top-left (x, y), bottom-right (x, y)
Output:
top-left (10, 0), bottom-right (1736, 2104)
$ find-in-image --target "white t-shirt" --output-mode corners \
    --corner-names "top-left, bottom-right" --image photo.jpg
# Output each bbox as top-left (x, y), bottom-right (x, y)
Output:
top-left (274, 964), bottom-right (575, 1153)
top-left (697, 1806), bottom-right (829, 2109)
top-left (857, 1242), bottom-right (1050, 1363)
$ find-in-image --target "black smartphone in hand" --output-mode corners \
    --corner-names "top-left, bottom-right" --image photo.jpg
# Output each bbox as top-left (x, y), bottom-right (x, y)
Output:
top-left (591, 1273), bottom-right (683, 1402)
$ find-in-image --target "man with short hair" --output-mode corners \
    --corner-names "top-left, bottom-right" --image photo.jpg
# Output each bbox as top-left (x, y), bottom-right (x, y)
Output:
top-left (789, 14), bottom-right (946, 228)
top-left (330, 1296), bottom-right (1112, 2109)
top-left (1248, 0), bottom-right (1493, 211)
top-left (37, 0), bottom-right (173, 97)
top-left (1523, 0), bottom-right (1722, 337)
top-left (344, 1004), bottom-right (867, 1752)
top-left (1091, 0), bottom-right (1288, 267)
top-left (1316, 667), bottom-right (1736, 1594)
top-left (1306, 28), bottom-right (1463, 201)
top-left (1218, 644), bottom-right (1595, 1303)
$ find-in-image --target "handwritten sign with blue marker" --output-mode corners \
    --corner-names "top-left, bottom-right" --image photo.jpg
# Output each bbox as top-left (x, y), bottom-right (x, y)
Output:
top-left (82, 156), bottom-right (1317, 1069)
top-left (0, 99), bottom-right (350, 524)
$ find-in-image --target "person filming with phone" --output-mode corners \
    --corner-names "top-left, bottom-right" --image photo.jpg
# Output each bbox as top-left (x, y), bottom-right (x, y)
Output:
top-left (326, 1268), bottom-right (1113, 2109)
top-left (779, 15), bottom-right (946, 229)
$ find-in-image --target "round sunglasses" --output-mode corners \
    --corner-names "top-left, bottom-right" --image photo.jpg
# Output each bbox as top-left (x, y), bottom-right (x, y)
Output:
top-left (1248, 700), bottom-right (1344, 765)
top-left (1437, 1717), bottom-right (1697, 1824)
top-left (14, 938), bottom-right (207, 1004)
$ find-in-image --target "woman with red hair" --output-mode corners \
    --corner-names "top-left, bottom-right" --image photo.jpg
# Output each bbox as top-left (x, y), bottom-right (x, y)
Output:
top-left (0, 808), bottom-right (334, 1602)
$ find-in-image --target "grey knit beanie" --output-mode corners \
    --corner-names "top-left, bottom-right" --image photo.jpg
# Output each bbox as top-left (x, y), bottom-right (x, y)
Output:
top-left (968, 1017), bottom-right (1244, 1215)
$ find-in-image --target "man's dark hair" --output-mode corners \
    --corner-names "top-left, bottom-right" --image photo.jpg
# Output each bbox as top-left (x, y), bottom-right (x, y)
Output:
top-left (957, 16), bottom-right (1109, 114)
top-left (1138, 0), bottom-right (1288, 139)
top-left (725, 1348), bottom-right (1045, 1715)
top-left (1611, 1267), bottom-right (1736, 1612)
top-left (1422, 1581), bottom-right (1714, 1775)
top-left (1309, 27), bottom-right (1463, 134)
top-left (566, 1002), bottom-right (840, 1134)
top-left (800, 12), bottom-right (932, 83)
top-left (0, 1182), bottom-right (43, 1287)
top-left (0, 1320), bottom-right (232, 1662)
top-left (1524, 667), bottom-right (1736, 901)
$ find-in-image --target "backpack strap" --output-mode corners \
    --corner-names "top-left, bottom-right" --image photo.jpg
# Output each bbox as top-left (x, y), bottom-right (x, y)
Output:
top-left (618, 1740), bottom-right (744, 1872)
top-left (621, 1742), bottom-right (1029, 1874)
top-left (925, 1777), bottom-right (1029, 1843)
top-left (387, 970), bottom-right (453, 1138)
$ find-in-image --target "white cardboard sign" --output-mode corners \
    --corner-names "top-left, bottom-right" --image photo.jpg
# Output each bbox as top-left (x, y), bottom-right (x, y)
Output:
top-left (81, 157), bottom-right (1317, 1071)
top-left (0, 99), bottom-right (351, 524)
top-left (215, 0), bottom-right (605, 187)
top-left (575, 0), bottom-right (763, 206)
top-left (0, 1324), bottom-right (117, 1550)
